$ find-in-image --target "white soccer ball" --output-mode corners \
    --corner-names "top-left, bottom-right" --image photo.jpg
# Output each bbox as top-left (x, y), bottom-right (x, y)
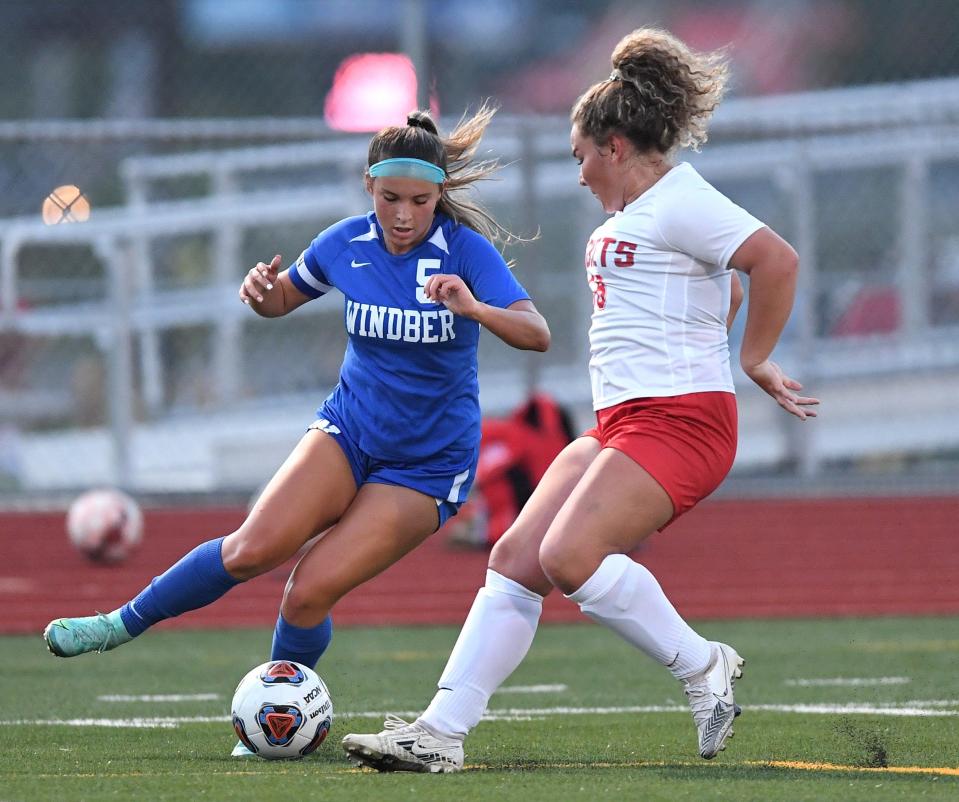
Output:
top-left (66, 488), bottom-right (143, 564)
top-left (231, 660), bottom-right (333, 760)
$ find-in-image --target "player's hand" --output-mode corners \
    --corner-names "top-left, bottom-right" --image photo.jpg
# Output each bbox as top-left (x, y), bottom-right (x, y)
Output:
top-left (240, 254), bottom-right (281, 305)
top-left (743, 359), bottom-right (819, 420)
top-left (424, 273), bottom-right (480, 317)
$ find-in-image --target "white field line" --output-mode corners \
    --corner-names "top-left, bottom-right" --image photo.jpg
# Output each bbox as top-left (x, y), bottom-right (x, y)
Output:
top-left (98, 694), bottom-right (221, 702)
top-left (785, 677), bottom-right (911, 687)
top-left (898, 699), bottom-right (959, 707)
top-left (88, 685), bottom-right (564, 705)
top-left (495, 684), bottom-right (568, 694)
top-left (3, 700), bottom-right (959, 729)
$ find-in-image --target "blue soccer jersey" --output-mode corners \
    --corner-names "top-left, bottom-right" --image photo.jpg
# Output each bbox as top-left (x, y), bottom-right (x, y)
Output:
top-left (288, 211), bottom-right (530, 462)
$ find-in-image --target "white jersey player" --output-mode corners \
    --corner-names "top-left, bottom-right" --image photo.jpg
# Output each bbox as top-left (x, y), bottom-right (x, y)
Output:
top-left (343, 27), bottom-right (818, 773)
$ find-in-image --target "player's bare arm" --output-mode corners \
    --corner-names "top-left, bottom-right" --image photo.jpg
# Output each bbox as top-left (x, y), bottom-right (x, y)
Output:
top-left (424, 274), bottom-right (550, 351)
top-left (730, 228), bottom-right (819, 420)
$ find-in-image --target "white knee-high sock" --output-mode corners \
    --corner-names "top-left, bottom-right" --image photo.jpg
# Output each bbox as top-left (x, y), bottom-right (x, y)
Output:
top-left (566, 553), bottom-right (711, 680)
top-left (419, 569), bottom-right (543, 739)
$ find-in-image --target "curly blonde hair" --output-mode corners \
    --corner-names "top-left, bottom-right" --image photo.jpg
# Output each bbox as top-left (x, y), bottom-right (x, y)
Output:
top-left (368, 104), bottom-right (521, 246)
top-left (571, 28), bottom-right (729, 155)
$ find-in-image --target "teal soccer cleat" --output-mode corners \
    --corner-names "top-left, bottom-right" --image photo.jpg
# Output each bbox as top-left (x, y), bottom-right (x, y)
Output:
top-left (231, 741), bottom-right (257, 758)
top-left (43, 611), bottom-right (133, 657)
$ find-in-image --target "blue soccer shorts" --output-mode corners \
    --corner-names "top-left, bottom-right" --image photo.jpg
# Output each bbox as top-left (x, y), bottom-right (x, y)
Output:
top-left (308, 407), bottom-right (477, 529)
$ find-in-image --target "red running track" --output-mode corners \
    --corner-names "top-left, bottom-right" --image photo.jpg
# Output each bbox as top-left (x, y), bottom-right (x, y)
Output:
top-left (2, 496), bottom-right (958, 635)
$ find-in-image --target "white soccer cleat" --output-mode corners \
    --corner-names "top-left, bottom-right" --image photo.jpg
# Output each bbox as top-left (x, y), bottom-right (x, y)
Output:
top-left (682, 641), bottom-right (744, 759)
top-left (341, 714), bottom-right (464, 773)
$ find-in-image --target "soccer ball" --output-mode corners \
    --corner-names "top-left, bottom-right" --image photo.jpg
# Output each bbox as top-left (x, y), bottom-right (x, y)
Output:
top-left (65, 488), bottom-right (143, 564)
top-left (231, 660), bottom-right (333, 760)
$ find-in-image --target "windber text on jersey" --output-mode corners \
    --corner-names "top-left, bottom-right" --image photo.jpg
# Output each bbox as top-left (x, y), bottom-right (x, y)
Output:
top-left (346, 299), bottom-right (456, 343)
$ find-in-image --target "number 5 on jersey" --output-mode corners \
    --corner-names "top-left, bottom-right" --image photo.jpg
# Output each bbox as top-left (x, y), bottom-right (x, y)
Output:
top-left (416, 259), bottom-right (442, 304)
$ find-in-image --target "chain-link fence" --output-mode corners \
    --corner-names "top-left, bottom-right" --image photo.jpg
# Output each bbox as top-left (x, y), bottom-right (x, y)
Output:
top-left (1, 0), bottom-right (959, 500)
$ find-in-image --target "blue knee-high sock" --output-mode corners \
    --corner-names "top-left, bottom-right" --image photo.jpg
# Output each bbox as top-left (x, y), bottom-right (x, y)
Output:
top-left (119, 537), bottom-right (240, 637)
top-left (270, 614), bottom-right (333, 669)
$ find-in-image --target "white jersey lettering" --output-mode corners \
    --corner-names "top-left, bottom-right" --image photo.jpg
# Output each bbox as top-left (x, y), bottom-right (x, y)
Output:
top-left (439, 310), bottom-right (455, 341)
top-left (403, 309), bottom-right (420, 341)
top-left (386, 307), bottom-right (403, 340)
top-left (346, 301), bottom-right (360, 333)
top-left (368, 305), bottom-right (385, 339)
top-left (358, 303), bottom-right (370, 337)
top-left (421, 310), bottom-right (438, 343)
top-left (346, 300), bottom-right (456, 344)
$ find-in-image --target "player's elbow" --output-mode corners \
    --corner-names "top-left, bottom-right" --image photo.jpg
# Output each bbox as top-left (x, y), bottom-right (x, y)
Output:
top-left (252, 305), bottom-right (284, 319)
top-left (775, 245), bottom-right (800, 296)
top-left (780, 243), bottom-right (800, 279)
top-left (500, 307), bottom-right (550, 351)
top-left (527, 321), bottom-right (551, 352)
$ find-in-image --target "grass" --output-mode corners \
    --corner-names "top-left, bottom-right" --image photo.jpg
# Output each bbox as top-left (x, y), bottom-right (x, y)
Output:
top-left (1, 617), bottom-right (958, 801)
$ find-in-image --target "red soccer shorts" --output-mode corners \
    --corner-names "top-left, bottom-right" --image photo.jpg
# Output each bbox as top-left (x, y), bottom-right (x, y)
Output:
top-left (582, 391), bottom-right (738, 524)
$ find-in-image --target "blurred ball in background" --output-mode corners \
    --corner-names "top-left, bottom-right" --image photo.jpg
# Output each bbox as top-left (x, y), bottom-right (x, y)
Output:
top-left (66, 488), bottom-right (143, 564)
top-left (41, 184), bottom-right (91, 225)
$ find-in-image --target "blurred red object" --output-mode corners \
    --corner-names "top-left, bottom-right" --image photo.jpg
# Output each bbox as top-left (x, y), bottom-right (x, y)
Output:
top-left (443, 393), bottom-right (576, 549)
top-left (831, 286), bottom-right (900, 336)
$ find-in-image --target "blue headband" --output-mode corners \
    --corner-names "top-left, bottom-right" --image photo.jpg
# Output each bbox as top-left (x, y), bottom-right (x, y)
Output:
top-left (368, 157), bottom-right (446, 183)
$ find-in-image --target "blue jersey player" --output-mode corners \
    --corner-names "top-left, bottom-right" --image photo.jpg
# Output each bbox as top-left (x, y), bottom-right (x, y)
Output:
top-left (43, 106), bottom-right (551, 757)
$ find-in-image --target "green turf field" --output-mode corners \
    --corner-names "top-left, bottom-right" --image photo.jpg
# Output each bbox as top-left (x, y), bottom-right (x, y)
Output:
top-left (2, 616), bottom-right (958, 801)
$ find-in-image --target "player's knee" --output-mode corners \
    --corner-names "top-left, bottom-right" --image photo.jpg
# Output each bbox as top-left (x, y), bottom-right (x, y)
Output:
top-left (489, 530), bottom-right (524, 574)
top-left (221, 528), bottom-right (290, 580)
top-left (538, 539), bottom-right (582, 594)
top-left (488, 535), bottom-right (554, 596)
top-left (281, 579), bottom-right (335, 627)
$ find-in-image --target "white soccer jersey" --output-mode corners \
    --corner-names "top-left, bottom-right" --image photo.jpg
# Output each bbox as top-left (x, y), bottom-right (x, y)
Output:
top-left (585, 162), bottom-right (765, 409)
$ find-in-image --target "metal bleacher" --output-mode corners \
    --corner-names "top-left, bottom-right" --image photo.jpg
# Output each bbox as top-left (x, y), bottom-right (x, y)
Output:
top-left (2, 80), bottom-right (959, 494)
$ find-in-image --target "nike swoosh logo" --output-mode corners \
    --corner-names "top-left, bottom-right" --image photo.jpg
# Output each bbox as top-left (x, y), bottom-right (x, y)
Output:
top-left (712, 651), bottom-right (733, 702)
top-left (351, 259), bottom-right (371, 268)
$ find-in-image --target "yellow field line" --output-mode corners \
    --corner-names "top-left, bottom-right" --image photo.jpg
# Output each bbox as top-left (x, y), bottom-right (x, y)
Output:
top-left (31, 761), bottom-right (959, 779)
top-left (464, 759), bottom-right (959, 777)
top-left (754, 760), bottom-right (959, 777)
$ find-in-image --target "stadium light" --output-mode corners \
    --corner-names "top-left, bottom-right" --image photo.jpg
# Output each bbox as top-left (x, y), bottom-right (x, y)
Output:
top-left (324, 53), bottom-right (438, 133)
